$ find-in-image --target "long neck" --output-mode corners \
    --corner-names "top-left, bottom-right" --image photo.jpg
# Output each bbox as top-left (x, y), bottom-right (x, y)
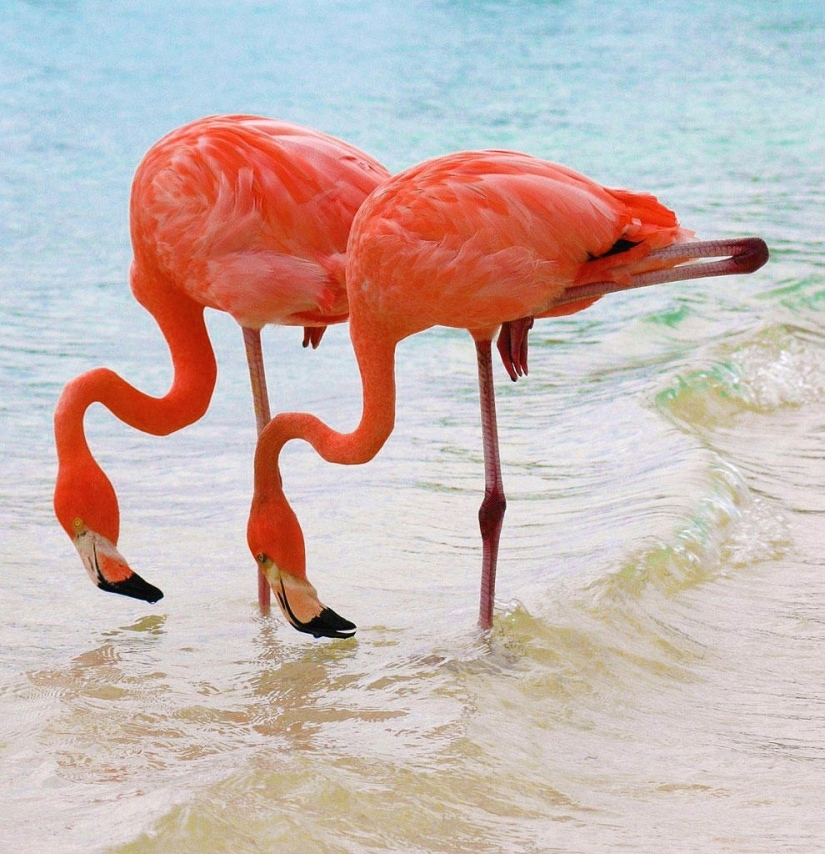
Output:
top-left (53, 280), bottom-right (217, 539)
top-left (253, 323), bottom-right (398, 496)
top-left (56, 288), bottom-right (215, 439)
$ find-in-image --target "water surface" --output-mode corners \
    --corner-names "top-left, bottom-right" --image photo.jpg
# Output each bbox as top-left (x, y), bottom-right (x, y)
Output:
top-left (1, 1), bottom-right (823, 852)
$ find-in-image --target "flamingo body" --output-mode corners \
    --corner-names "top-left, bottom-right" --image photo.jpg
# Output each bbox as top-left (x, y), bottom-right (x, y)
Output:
top-left (346, 151), bottom-right (693, 338)
top-left (132, 116), bottom-right (386, 330)
top-left (54, 115), bottom-right (388, 626)
top-left (249, 149), bottom-right (768, 636)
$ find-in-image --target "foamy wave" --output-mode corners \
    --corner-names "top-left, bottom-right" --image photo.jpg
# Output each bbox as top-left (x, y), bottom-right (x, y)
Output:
top-left (656, 323), bottom-right (825, 430)
top-left (590, 460), bottom-right (789, 603)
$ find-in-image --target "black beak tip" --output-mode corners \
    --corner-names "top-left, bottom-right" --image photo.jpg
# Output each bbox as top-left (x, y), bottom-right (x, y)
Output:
top-left (294, 607), bottom-right (357, 640)
top-left (97, 573), bottom-right (165, 604)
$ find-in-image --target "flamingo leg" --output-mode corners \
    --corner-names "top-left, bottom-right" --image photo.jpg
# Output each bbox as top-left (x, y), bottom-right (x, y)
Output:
top-left (475, 338), bottom-right (506, 631)
top-left (242, 327), bottom-right (273, 612)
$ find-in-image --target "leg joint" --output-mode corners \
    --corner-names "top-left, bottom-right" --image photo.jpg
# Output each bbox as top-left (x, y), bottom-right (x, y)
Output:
top-left (478, 489), bottom-right (506, 538)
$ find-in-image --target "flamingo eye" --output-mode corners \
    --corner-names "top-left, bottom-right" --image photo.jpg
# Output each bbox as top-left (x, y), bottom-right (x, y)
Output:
top-left (256, 553), bottom-right (267, 565)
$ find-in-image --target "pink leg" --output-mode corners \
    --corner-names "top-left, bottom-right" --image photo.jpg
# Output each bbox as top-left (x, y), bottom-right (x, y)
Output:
top-left (242, 327), bottom-right (272, 612)
top-left (476, 338), bottom-right (506, 630)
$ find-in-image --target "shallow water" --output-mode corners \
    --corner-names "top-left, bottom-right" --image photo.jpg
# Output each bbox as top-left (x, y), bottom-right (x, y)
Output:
top-left (1, 1), bottom-right (823, 852)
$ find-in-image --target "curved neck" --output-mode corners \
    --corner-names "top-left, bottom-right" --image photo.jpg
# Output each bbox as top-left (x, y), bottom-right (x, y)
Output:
top-left (54, 281), bottom-right (217, 538)
top-left (253, 326), bottom-right (398, 496)
top-left (56, 286), bottom-right (215, 440)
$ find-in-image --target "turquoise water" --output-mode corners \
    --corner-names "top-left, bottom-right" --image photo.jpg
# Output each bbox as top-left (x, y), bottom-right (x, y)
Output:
top-left (1, 1), bottom-right (823, 851)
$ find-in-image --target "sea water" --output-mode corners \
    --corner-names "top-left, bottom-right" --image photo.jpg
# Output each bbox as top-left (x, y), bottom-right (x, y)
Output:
top-left (0, 1), bottom-right (823, 851)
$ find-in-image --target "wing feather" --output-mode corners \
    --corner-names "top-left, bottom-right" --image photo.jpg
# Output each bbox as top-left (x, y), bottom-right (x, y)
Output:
top-left (131, 115), bottom-right (389, 326)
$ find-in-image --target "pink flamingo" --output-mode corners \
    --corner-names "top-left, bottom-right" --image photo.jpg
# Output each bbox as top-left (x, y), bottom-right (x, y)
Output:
top-left (247, 149), bottom-right (768, 637)
top-left (53, 114), bottom-right (390, 612)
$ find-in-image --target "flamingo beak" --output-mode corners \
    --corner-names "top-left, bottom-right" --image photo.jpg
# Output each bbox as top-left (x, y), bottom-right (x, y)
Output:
top-left (257, 556), bottom-right (356, 639)
top-left (563, 237), bottom-right (770, 305)
top-left (631, 236), bottom-right (769, 284)
top-left (73, 526), bottom-right (164, 603)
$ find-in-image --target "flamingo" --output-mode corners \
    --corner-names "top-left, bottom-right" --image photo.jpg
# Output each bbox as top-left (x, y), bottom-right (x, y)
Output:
top-left (247, 149), bottom-right (768, 638)
top-left (53, 114), bottom-right (390, 613)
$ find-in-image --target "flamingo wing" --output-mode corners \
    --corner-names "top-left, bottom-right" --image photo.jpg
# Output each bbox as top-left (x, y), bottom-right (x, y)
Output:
top-left (132, 115), bottom-right (390, 328)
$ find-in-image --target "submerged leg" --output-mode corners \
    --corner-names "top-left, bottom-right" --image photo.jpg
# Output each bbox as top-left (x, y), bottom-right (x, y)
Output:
top-left (475, 338), bottom-right (507, 631)
top-left (243, 327), bottom-right (273, 612)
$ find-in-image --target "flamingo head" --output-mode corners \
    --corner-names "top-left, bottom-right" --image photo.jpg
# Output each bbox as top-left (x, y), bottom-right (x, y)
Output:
top-left (69, 522), bottom-right (164, 603)
top-left (247, 492), bottom-right (356, 639)
top-left (53, 456), bottom-right (164, 603)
